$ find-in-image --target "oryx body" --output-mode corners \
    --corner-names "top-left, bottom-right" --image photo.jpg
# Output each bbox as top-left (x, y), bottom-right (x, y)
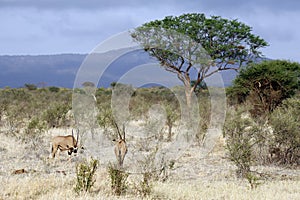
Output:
top-left (114, 138), bottom-right (127, 167)
top-left (51, 130), bottom-right (79, 159)
top-left (113, 122), bottom-right (128, 167)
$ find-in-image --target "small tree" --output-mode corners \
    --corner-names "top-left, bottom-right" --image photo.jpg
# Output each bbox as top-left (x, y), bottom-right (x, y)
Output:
top-left (48, 86), bottom-right (60, 93)
top-left (132, 13), bottom-right (268, 108)
top-left (24, 83), bottom-right (37, 90)
top-left (82, 81), bottom-right (95, 88)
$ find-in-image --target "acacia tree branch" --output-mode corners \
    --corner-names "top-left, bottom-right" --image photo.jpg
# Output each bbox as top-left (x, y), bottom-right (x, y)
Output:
top-left (191, 70), bottom-right (204, 92)
top-left (186, 62), bottom-right (193, 73)
top-left (178, 56), bottom-right (185, 71)
top-left (177, 72), bottom-right (185, 83)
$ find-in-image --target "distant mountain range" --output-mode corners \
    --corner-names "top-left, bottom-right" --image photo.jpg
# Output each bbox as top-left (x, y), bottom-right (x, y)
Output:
top-left (0, 50), bottom-right (239, 88)
top-left (0, 54), bottom-right (85, 88)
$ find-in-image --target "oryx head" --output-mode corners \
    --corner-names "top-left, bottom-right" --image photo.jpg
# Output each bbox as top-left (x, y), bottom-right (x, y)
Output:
top-left (70, 129), bottom-right (79, 154)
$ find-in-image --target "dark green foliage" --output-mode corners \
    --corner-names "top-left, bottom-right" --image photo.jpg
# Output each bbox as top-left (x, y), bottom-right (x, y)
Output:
top-left (228, 60), bottom-right (300, 116)
top-left (74, 158), bottom-right (99, 194)
top-left (107, 164), bottom-right (128, 196)
top-left (48, 86), bottom-right (60, 93)
top-left (133, 13), bottom-right (267, 66)
top-left (24, 83), bottom-right (37, 90)
top-left (191, 80), bottom-right (207, 94)
top-left (110, 82), bottom-right (117, 88)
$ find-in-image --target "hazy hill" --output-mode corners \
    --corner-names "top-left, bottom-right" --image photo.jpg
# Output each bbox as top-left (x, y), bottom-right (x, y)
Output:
top-left (0, 54), bottom-right (85, 88)
top-left (0, 51), bottom-right (238, 88)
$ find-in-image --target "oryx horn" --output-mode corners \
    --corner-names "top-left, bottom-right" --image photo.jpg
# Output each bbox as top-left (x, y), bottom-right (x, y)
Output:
top-left (114, 120), bottom-right (123, 140)
top-left (76, 129), bottom-right (79, 146)
top-left (122, 123), bottom-right (126, 141)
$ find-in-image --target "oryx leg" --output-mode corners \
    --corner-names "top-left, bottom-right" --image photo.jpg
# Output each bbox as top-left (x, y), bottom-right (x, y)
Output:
top-left (51, 144), bottom-right (59, 158)
top-left (67, 150), bottom-right (73, 162)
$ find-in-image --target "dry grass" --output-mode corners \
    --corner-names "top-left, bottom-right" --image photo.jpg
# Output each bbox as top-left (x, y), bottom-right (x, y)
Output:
top-left (152, 180), bottom-right (300, 200)
top-left (1, 173), bottom-right (299, 200)
top-left (0, 127), bottom-right (299, 200)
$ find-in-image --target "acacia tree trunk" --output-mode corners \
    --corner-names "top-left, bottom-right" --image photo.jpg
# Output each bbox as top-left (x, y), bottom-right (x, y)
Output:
top-left (182, 72), bottom-right (193, 110)
top-left (184, 85), bottom-right (193, 110)
top-left (177, 70), bottom-right (203, 116)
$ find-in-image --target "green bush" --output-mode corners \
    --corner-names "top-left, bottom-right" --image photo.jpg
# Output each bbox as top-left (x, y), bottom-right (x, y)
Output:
top-left (74, 158), bottom-right (98, 194)
top-left (107, 163), bottom-right (128, 196)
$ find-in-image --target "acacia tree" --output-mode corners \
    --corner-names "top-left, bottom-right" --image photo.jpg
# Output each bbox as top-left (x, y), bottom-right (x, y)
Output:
top-left (131, 13), bottom-right (268, 108)
top-left (228, 60), bottom-right (300, 116)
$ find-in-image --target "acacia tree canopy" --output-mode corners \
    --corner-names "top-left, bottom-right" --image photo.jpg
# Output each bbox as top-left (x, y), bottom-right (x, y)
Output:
top-left (228, 60), bottom-right (300, 115)
top-left (131, 13), bottom-right (268, 107)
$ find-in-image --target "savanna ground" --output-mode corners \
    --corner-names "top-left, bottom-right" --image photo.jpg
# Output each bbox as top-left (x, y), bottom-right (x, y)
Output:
top-left (1, 128), bottom-right (299, 200)
top-left (0, 86), bottom-right (299, 199)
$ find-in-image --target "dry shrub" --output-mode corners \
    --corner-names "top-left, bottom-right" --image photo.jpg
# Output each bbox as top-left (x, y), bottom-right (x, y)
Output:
top-left (269, 97), bottom-right (300, 166)
top-left (223, 107), bottom-right (258, 178)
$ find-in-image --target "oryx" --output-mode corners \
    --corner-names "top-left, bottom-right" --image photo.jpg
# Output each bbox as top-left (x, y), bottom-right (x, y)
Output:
top-left (50, 129), bottom-right (80, 159)
top-left (113, 122), bottom-right (128, 167)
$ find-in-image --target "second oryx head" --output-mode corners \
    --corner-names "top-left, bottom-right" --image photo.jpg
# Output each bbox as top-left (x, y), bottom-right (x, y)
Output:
top-left (112, 122), bottom-right (128, 167)
top-left (50, 129), bottom-right (80, 159)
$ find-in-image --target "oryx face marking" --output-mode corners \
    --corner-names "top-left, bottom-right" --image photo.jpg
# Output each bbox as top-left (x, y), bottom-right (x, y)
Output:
top-left (51, 129), bottom-right (79, 159)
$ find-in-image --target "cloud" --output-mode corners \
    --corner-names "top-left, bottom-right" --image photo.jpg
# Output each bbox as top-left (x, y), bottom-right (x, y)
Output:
top-left (0, 0), bottom-right (299, 62)
top-left (200, 0), bottom-right (300, 14)
top-left (0, 0), bottom-right (197, 11)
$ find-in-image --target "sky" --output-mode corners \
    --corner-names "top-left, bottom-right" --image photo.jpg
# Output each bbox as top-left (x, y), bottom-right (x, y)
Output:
top-left (1, 0), bottom-right (299, 62)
